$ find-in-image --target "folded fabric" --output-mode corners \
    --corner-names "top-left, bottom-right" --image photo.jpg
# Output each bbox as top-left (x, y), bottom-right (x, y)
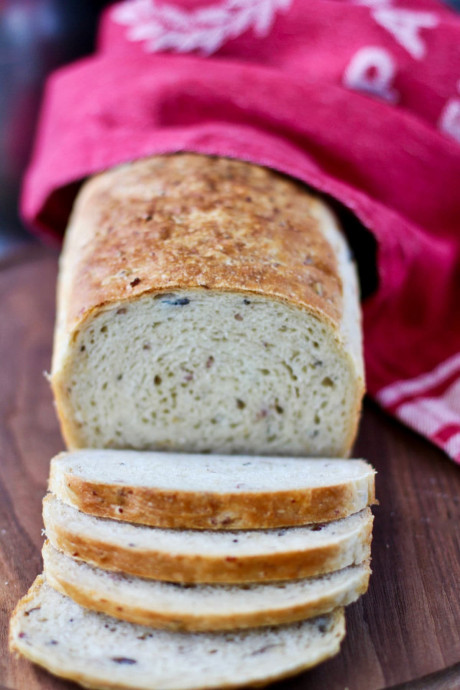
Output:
top-left (21, 0), bottom-right (460, 463)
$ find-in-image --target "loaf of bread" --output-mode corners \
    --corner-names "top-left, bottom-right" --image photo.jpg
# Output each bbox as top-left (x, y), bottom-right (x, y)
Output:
top-left (10, 577), bottom-right (346, 690)
top-left (51, 154), bottom-right (364, 456)
top-left (49, 450), bottom-right (376, 530)
top-left (43, 541), bottom-right (370, 631)
top-left (43, 495), bottom-right (372, 584)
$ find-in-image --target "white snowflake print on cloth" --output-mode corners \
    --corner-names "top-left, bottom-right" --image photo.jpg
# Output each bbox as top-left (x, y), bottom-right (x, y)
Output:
top-left (439, 79), bottom-right (460, 143)
top-left (112, 0), bottom-right (292, 55)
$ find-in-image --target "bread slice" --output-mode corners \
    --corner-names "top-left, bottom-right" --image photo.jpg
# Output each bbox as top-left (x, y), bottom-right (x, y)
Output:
top-left (43, 495), bottom-right (372, 584)
top-left (51, 154), bottom-right (364, 457)
top-left (49, 450), bottom-right (376, 530)
top-left (43, 541), bottom-right (370, 631)
top-left (10, 576), bottom-right (346, 690)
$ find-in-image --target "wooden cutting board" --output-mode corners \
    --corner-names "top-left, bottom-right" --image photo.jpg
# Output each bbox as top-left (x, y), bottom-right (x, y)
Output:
top-left (1, 246), bottom-right (459, 690)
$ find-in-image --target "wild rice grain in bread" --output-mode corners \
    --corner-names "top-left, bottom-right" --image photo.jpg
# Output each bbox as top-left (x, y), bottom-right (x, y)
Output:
top-left (51, 154), bottom-right (364, 456)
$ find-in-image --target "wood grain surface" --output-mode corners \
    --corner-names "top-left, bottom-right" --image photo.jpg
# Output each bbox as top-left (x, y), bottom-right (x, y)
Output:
top-left (0, 246), bottom-right (459, 690)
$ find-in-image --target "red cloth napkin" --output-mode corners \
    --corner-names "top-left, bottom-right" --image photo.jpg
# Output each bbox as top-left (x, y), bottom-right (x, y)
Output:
top-left (22, 0), bottom-right (460, 463)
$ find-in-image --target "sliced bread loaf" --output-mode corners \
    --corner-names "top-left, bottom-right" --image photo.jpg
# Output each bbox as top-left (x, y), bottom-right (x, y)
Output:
top-left (43, 541), bottom-right (370, 631)
top-left (49, 450), bottom-right (376, 530)
top-left (51, 154), bottom-right (364, 457)
top-left (43, 495), bottom-right (372, 583)
top-left (10, 576), bottom-right (346, 690)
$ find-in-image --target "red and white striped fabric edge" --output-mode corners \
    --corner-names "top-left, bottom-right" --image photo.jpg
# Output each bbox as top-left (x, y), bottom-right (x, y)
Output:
top-left (376, 353), bottom-right (460, 464)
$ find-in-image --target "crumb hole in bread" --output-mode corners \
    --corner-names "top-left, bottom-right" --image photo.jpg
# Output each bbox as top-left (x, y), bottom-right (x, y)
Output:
top-left (282, 362), bottom-right (297, 381)
top-left (250, 644), bottom-right (281, 656)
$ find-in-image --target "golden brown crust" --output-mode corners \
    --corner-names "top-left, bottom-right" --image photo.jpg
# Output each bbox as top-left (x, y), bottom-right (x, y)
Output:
top-left (53, 471), bottom-right (376, 530)
top-left (45, 516), bottom-right (373, 585)
top-left (60, 154), bottom-right (342, 334)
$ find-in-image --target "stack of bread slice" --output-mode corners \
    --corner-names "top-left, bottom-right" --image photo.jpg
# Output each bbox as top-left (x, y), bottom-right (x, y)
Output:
top-left (10, 451), bottom-right (375, 689)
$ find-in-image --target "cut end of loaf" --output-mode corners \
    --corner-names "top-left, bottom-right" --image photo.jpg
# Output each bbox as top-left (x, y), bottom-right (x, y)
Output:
top-left (52, 292), bottom-right (361, 455)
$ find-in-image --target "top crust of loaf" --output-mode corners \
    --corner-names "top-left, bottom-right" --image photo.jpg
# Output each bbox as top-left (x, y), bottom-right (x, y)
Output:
top-left (55, 154), bottom-right (343, 339)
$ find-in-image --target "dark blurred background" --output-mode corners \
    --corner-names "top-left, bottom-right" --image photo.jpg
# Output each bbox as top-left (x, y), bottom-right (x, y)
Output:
top-left (0, 0), bottom-right (459, 255)
top-left (0, 0), bottom-right (109, 253)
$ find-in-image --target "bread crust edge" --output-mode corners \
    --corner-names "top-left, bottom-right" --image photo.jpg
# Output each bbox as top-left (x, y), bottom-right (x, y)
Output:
top-left (49, 461), bottom-right (376, 530)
